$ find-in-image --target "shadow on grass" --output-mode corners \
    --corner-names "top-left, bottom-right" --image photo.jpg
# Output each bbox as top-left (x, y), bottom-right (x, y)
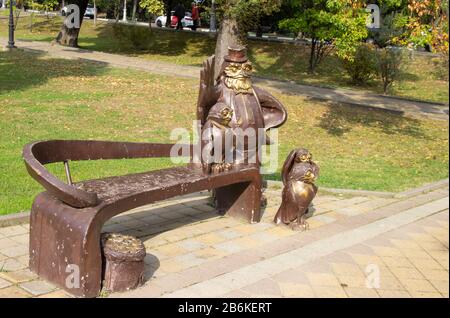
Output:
top-left (397, 68), bottom-right (421, 82)
top-left (93, 23), bottom-right (214, 63)
top-left (0, 49), bottom-right (108, 94)
top-left (248, 41), bottom-right (354, 88)
top-left (27, 17), bottom-right (61, 33)
top-left (316, 101), bottom-right (428, 138)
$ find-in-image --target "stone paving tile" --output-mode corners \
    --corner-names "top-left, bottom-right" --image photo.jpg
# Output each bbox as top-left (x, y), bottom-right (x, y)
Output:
top-left (377, 289), bottom-right (411, 298)
top-left (0, 258), bottom-right (27, 271)
top-left (0, 225), bottom-right (28, 237)
top-left (176, 239), bottom-right (208, 252)
top-left (0, 245), bottom-right (29, 258)
top-left (9, 234), bottom-right (29, 246)
top-left (240, 278), bottom-right (283, 297)
top-left (0, 269), bottom-right (37, 284)
top-left (312, 286), bottom-right (348, 298)
top-left (19, 280), bottom-right (57, 296)
top-left (0, 187), bottom-right (448, 298)
top-left (344, 287), bottom-right (379, 298)
top-left (0, 277), bottom-right (12, 289)
top-left (0, 238), bottom-right (18, 249)
top-left (278, 282), bottom-right (316, 297)
top-left (0, 285), bottom-right (32, 298)
top-left (221, 289), bottom-right (253, 298)
top-left (429, 279), bottom-right (449, 295)
top-left (37, 290), bottom-right (73, 298)
top-left (214, 241), bottom-right (246, 254)
top-left (306, 273), bottom-right (341, 288)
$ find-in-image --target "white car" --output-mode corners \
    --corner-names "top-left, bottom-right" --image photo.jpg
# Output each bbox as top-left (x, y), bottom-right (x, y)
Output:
top-left (155, 11), bottom-right (194, 29)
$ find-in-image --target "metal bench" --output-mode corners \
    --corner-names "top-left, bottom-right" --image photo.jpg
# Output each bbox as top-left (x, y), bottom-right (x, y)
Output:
top-left (23, 140), bottom-right (262, 297)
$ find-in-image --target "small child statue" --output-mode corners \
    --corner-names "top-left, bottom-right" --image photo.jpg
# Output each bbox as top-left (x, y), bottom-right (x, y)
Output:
top-left (274, 148), bottom-right (320, 231)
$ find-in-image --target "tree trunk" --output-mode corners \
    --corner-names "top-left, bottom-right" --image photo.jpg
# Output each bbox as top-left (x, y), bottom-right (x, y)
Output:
top-left (93, 0), bottom-right (97, 26)
top-left (131, 0), bottom-right (138, 21)
top-left (214, 16), bottom-right (243, 78)
top-left (165, 0), bottom-right (172, 27)
top-left (255, 25), bottom-right (262, 38)
top-left (308, 38), bottom-right (317, 73)
top-left (55, 0), bottom-right (89, 47)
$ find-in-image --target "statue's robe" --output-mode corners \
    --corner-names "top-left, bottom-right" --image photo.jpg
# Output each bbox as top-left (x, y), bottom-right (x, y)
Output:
top-left (202, 83), bottom-right (287, 169)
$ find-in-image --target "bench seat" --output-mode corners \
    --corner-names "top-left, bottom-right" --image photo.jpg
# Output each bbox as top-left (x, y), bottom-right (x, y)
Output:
top-left (77, 166), bottom-right (214, 204)
top-left (24, 140), bottom-right (262, 297)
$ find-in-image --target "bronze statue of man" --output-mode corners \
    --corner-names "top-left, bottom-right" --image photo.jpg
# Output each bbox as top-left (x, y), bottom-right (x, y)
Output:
top-left (197, 46), bottom-right (287, 173)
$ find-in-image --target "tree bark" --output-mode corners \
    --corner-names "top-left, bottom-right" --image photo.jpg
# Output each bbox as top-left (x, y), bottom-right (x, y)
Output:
top-left (55, 0), bottom-right (89, 47)
top-left (214, 16), bottom-right (243, 78)
top-left (165, 0), bottom-right (172, 27)
top-left (309, 38), bottom-right (317, 73)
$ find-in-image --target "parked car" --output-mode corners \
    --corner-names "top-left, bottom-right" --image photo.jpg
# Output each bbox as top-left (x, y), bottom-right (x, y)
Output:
top-left (84, 5), bottom-right (96, 19)
top-left (155, 11), bottom-right (194, 29)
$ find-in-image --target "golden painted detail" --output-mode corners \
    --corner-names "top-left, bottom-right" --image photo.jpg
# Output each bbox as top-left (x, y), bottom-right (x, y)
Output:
top-left (296, 153), bottom-right (313, 163)
top-left (291, 181), bottom-right (314, 199)
top-left (224, 61), bottom-right (253, 94)
top-left (220, 107), bottom-right (233, 126)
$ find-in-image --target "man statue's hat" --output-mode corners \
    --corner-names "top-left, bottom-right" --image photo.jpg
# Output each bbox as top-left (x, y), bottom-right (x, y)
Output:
top-left (224, 45), bottom-right (248, 63)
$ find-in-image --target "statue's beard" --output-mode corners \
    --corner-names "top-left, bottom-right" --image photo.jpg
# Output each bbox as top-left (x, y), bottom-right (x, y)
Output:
top-left (224, 76), bottom-right (253, 94)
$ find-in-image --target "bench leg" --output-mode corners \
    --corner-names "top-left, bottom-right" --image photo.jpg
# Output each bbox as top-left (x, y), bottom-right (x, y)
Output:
top-left (214, 179), bottom-right (262, 223)
top-left (29, 192), bottom-right (103, 298)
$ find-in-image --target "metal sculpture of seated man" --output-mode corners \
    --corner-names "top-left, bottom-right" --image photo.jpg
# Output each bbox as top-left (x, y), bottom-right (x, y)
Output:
top-left (274, 148), bottom-right (320, 231)
top-left (197, 46), bottom-right (287, 173)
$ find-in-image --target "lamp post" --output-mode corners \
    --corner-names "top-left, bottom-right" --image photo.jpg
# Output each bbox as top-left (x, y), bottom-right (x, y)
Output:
top-left (7, 0), bottom-right (16, 49)
top-left (123, 0), bottom-right (127, 22)
top-left (209, 0), bottom-right (216, 33)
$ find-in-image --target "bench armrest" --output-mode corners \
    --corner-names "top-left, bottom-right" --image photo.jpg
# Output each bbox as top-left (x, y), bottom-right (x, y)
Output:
top-left (23, 140), bottom-right (192, 208)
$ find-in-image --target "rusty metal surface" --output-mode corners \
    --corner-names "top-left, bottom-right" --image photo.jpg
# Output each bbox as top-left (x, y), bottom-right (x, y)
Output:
top-left (101, 233), bottom-right (146, 292)
top-left (24, 52), bottom-right (287, 297)
top-left (198, 48), bottom-right (287, 174)
top-left (28, 161), bottom-right (261, 297)
top-left (274, 149), bottom-right (320, 230)
top-left (23, 140), bottom-right (191, 208)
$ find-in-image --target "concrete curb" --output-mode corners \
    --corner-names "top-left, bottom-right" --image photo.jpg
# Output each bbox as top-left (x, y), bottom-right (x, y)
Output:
top-left (0, 211), bottom-right (30, 228)
top-left (266, 178), bottom-right (449, 199)
top-left (0, 178), bottom-right (448, 228)
top-left (253, 76), bottom-right (449, 108)
top-left (395, 178), bottom-right (449, 198)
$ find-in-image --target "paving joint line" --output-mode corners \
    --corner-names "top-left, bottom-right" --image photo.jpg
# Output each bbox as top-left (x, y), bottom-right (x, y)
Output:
top-left (161, 197), bottom-right (448, 297)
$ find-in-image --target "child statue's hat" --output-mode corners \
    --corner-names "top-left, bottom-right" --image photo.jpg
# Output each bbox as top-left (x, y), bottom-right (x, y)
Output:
top-left (224, 45), bottom-right (248, 63)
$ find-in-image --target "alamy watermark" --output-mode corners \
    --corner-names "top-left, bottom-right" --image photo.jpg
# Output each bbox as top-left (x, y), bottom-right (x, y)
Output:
top-left (365, 263), bottom-right (381, 289)
top-left (65, 264), bottom-right (80, 289)
top-left (64, 4), bottom-right (80, 29)
top-left (169, 120), bottom-right (280, 174)
top-left (64, 3), bottom-right (380, 30)
top-left (366, 4), bottom-right (380, 29)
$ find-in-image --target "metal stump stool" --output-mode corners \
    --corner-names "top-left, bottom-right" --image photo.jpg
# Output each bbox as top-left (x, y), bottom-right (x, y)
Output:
top-left (101, 233), bottom-right (146, 293)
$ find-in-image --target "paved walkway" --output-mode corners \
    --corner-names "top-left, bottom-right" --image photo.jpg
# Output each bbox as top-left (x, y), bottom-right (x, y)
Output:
top-left (2, 37), bottom-right (448, 120)
top-left (0, 182), bottom-right (448, 298)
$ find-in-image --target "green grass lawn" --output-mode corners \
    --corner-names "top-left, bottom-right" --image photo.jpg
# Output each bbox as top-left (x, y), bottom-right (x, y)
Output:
top-left (0, 50), bottom-right (448, 215)
top-left (1, 16), bottom-right (448, 104)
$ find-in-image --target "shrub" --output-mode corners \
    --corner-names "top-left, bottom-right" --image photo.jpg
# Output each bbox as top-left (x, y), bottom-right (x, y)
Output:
top-left (112, 23), bottom-right (155, 50)
top-left (342, 43), bottom-right (377, 84)
top-left (432, 55), bottom-right (449, 82)
top-left (375, 47), bottom-right (403, 94)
